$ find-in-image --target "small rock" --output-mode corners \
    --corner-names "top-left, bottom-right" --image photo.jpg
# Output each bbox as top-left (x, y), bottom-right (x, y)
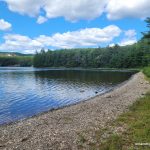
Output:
top-left (95, 91), bottom-right (98, 94)
top-left (0, 144), bottom-right (6, 148)
top-left (21, 137), bottom-right (29, 142)
top-left (105, 95), bottom-right (112, 98)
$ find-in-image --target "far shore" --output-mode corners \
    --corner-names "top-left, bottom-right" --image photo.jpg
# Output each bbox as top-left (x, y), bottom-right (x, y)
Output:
top-left (0, 72), bottom-right (149, 149)
top-left (0, 66), bottom-right (140, 72)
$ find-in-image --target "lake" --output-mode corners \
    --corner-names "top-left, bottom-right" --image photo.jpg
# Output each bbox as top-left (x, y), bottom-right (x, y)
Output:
top-left (0, 67), bottom-right (135, 125)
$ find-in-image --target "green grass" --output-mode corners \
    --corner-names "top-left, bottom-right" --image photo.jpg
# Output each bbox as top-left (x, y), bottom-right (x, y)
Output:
top-left (143, 67), bottom-right (150, 78)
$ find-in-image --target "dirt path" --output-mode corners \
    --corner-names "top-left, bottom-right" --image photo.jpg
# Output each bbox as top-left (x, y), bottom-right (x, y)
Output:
top-left (0, 72), bottom-right (150, 150)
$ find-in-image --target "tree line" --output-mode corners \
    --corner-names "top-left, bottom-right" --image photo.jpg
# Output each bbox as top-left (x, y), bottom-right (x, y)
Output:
top-left (0, 56), bottom-right (33, 67)
top-left (33, 18), bottom-right (150, 68)
top-left (33, 41), bottom-right (150, 68)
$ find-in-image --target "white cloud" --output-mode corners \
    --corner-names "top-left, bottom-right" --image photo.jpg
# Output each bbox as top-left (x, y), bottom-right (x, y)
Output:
top-left (0, 34), bottom-right (42, 53)
top-left (106, 0), bottom-right (150, 20)
top-left (4, 0), bottom-right (43, 17)
top-left (37, 16), bottom-right (48, 24)
top-left (36, 25), bottom-right (121, 48)
top-left (124, 30), bottom-right (136, 37)
top-left (4, 0), bottom-right (107, 22)
top-left (0, 19), bottom-right (12, 31)
top-left (3, 0), bottom-right (150, 22)
top-left (119, 30), bottom-right (137, 46)
top-left (119, 39), bottom-right (137, 46)
top-left (0, 25), bottom-right (122, 53)
top-left (44, 0), bottom-right (107, 22)
top-left (109, 43), bottom-right (115, 47)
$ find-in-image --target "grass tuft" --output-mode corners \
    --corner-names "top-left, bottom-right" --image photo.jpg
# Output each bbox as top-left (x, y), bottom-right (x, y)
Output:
top-left (143, 67), bottom-right (150, 78)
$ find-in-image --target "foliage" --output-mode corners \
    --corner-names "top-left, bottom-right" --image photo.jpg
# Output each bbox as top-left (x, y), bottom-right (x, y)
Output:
top-left (142, 17), bottom-right (150, 44)
top-left (0, 52), bottom-right (33, 57)
top-left (33, 42), bottom-right (150, 68)
top-left (0, 56), bottom-right (33, 67)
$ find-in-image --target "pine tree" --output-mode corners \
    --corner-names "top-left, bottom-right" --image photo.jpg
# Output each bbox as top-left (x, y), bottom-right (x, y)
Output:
top-left (142, 17), bottom-right (150, 44)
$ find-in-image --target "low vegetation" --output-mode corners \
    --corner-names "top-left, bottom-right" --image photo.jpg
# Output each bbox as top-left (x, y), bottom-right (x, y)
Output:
top-left (99, 92), bottom-right (150, 150)
top-left (143, 67), bottom-right (150, 78)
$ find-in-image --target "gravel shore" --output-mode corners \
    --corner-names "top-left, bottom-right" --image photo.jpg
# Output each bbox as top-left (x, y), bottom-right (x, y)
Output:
top-left (0, 72), bottom-right (150, 150)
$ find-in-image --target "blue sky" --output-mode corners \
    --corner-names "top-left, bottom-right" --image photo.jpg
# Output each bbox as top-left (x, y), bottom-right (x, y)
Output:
top-left (0, 0), bottom-right (149, 53)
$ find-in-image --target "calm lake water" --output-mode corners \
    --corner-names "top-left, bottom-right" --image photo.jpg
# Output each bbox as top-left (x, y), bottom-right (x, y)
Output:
top-left (0, 67), bottom-right (135, 125)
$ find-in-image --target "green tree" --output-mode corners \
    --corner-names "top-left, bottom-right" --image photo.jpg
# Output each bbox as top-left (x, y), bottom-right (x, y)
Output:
top-left (142, 17), bottom-right (150, 44)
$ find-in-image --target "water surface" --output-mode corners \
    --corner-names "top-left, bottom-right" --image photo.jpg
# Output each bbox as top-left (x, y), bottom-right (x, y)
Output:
top-left (0, 67), bottom-right (135, 125)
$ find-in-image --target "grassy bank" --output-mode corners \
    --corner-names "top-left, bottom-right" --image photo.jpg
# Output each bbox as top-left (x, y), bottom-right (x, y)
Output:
top-left (99, 92), bottom-right (150, 150)
top-left (98, 68), bottom-right (150, 150)
top-left (99, 67), bottom-right (150, 150)
top-left (143, 67), bottom-right (150, 78)
top-left (78, 93), bottom-right (150, 150)
top-left (77, 67), bottom-right (150, 150)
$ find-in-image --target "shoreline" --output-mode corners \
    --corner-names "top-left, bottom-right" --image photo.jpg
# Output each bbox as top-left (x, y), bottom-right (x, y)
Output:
top-left (0, 66), bottom-right (140, 72)
top-left (0, 72), bottom-right (150, 149)
top-left (0, 72), bottom-right (135, 127)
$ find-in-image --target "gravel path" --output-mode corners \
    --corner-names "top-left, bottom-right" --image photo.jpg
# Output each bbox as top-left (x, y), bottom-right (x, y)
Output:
top-left (0, 72), bottom-right (150, 150)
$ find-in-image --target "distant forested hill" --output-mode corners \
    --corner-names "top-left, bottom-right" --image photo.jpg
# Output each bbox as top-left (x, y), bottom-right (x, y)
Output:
top-left (0, 52), bottom-right (33, 57)
top-left (0, 52), bottom-right (33, 67)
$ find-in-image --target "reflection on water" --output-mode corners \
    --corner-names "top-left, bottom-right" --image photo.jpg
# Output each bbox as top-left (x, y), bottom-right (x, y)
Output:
top-left (0, 67), bottom-right (135, 125)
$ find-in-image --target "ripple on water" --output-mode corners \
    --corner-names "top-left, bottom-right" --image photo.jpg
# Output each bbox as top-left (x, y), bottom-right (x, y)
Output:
top-left (0, 67), bottom-right (135, 125)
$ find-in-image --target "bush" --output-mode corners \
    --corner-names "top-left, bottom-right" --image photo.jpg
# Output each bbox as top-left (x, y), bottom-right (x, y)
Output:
top-left (143, 67), bottom-right (150, 78)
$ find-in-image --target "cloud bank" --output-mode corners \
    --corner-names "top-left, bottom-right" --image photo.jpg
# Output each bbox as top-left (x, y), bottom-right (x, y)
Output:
top-left (106, 0), bottom-right (150, 20)
top-left (3, 0), bottom-right (150, 22)
top-left (0, 25), bottom-right (122, 53)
